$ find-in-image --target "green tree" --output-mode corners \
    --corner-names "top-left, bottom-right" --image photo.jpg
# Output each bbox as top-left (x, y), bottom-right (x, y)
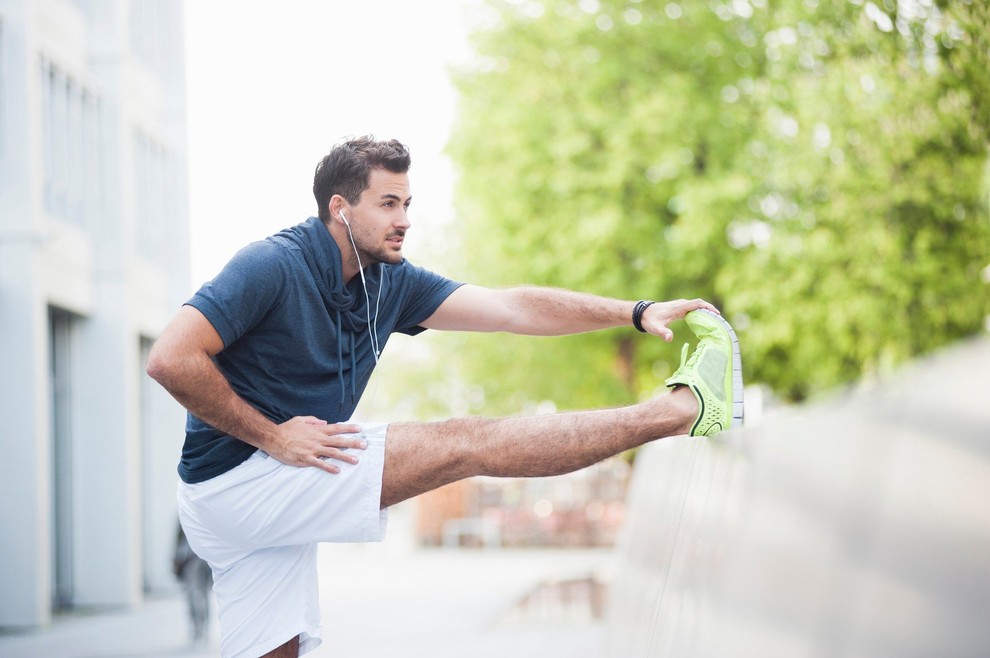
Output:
top-left (409, 0), bottom-right (989, 416)
top-left (443, 0), bottom-right (769, 414)
top-left (720, 0), bottom-right (990, 399)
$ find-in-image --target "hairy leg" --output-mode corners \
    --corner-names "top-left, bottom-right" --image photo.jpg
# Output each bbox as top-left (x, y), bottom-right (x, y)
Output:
top-left (380, 386), bottom-right (696, 508)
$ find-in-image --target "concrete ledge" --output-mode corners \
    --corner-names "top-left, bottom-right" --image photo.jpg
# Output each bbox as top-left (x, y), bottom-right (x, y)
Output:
top-left (608, 337), bottom-right (990, 657)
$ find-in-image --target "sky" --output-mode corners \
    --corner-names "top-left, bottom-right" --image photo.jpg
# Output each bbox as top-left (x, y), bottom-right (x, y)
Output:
top-left (183, 1), bottom-right (482, 286)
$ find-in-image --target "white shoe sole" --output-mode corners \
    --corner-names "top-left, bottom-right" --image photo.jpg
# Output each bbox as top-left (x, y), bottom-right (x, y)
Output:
top-left (692, 309), bottom-right (744, 429)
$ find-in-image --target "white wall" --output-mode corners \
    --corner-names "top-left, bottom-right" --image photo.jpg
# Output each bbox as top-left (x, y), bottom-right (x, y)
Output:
top-left (0, 0), bottom-right (189, 628)
top-left (0, 0), bottom-right (53, 628)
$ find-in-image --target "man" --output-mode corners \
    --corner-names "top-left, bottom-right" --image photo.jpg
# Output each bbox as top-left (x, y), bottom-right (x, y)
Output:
top-left (146, 136), bottom-right (743, 658)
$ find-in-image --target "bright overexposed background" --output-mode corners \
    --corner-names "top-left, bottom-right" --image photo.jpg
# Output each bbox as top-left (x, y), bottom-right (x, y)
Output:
top-left (183, 1), bottom-right (482, 287)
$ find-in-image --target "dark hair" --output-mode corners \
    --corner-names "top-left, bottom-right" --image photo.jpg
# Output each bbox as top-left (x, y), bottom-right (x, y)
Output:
top-left (313, 136), bottom-right (412, 222)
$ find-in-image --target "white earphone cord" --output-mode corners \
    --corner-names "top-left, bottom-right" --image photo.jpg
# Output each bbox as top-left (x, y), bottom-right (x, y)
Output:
top-left (343, 219), bottom-right (383, 364)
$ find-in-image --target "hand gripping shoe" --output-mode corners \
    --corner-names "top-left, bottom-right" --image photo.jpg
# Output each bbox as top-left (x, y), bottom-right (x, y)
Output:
top-left (665, 309), bottom-right (744, 436)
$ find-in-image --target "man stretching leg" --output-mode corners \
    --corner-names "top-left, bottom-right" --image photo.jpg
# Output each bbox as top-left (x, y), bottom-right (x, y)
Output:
top-left (147, 136), bottom-right (742, 658)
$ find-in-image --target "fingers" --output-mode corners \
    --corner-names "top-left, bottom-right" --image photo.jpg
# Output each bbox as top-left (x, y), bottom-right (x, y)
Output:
top-left (677, 298), bottom-right (718, 315)
top-left (301, 418), bottom-right (365, 436)
top-left (643, 298), bottom-right (721, 342)
top-left (291, 418), bottom-right (365, 444)
top-left (669, 298), bottom-right (721, 319)
top-left (310, 424), bottom-right (367, 469)
top-left (316, 424), bottom-right (367, 449)
top-left (693, 298), bottom-right (720, 314)
top-left (277, 417), bottom-right (368, 473)
top-left (310, 456), bottom-right (342, 474)
top-left (309, 448), bottom-right (360, 473)
top-left (302, 443), bottom-right (362, 474)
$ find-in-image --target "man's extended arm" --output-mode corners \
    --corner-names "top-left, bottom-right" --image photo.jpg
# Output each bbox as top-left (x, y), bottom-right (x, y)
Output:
top-left (145, 305), bottom-right (365, 473)
top-left (420, 284), bottom-right (718, 341)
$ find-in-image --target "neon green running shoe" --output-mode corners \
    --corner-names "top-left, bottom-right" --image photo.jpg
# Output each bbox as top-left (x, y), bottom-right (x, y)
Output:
top-left (665, 309), bottom-right (744, 437)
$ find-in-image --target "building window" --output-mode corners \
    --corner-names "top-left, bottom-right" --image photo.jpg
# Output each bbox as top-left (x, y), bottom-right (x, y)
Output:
top-left (49, 307), bottom-right (76, 611)
top-left (40, 57), bottom-right (103, 230)
top-left (129, 0), bottom-right (178, 79)
top-left (133, 129), bottom-right (174, 266)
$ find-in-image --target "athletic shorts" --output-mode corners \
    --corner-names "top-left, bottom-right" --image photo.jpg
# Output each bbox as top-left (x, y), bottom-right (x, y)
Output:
top-left (176, 423), bottom-right (389, 658)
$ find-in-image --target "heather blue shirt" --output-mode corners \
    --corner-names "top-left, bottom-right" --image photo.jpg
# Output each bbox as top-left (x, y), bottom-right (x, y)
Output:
top-left (179, 216), bottom-right (462, 484)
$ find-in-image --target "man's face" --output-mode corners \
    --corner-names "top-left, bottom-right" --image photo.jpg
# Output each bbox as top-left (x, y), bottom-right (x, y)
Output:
top-left (346, 169), bottom-right (412, 266)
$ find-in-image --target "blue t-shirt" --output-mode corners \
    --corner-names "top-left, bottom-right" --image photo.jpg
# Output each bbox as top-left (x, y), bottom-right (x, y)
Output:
top-left (179, 216), bottom-right (462, 483)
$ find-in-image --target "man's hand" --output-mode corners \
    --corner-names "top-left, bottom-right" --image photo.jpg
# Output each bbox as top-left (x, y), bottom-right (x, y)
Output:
top-left (641, 298), bottom-right (720, 342)
top-left (268, 417), bottom-right (368, 474)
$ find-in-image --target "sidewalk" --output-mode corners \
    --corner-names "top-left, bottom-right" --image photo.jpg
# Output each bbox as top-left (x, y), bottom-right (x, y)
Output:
top-left (0, 509), bottom-right (612, 658)
top-left (0, 593), bottom-right (216, 658)
top-left (313, 543), bottom-right (611, 658)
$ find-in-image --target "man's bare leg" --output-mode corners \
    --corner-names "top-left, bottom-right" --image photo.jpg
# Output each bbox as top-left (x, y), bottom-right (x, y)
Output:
top-left (253, 394), bottom-right (691, 656)
top-left (261, 635), bottom-right (299, 658)
top-left (381, 386), bottom-right (697, 508)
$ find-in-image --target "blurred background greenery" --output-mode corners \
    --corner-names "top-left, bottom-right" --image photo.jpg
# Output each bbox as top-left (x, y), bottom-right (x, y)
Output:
top-left (366, 0), bottom-right (989, 419)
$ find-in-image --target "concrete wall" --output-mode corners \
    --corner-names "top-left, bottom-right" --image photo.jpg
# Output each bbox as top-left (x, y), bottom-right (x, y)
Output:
top-left (607, 337), bottom-right (990, 657)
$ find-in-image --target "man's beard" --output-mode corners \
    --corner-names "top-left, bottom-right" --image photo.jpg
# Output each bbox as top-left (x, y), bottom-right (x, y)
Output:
top-left (357, 232), bottom-right (405, 266)
top-left (365, 246), bottom-right (403, 265)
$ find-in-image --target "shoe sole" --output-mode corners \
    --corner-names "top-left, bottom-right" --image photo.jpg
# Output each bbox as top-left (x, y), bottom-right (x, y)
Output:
top-left (692, 309), bottom-right (744, 429)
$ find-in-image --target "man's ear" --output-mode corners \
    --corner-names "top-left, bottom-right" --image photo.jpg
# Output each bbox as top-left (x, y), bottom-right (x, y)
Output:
top-left (329, 195), bottom-right (348, 225)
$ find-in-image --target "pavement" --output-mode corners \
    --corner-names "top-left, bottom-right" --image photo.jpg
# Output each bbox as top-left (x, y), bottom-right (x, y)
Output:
top-left (0, 506), bottom-right (613, 658)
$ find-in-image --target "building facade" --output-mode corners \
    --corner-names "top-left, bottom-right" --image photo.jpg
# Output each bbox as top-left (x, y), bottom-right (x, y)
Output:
top-left (0, 0), bottom-right (189, 628)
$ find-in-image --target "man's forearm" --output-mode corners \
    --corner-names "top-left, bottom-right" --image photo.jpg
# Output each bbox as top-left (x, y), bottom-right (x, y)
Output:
top-left (501, 288), bottom-right (716, 343)
top-left (421, 283), bottom-right (711, 341)
top-left (501, 286), bottom-right (636, 335)
top-left (148, 349), bottom-right (279, 451)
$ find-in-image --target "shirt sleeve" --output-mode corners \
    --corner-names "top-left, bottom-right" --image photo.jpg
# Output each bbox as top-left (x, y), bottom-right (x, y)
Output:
top-left (393, 262), bottom-right (463, 336)
top-left (184, 240), bottom-right (286, 348)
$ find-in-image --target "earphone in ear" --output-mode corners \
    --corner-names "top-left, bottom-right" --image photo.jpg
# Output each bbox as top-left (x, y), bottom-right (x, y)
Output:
top-left (340, 210), bottom-right (350, 227)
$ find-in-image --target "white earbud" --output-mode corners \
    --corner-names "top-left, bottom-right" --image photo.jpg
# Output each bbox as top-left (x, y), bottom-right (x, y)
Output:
top-left (340, 210), bottom-right (350, 227)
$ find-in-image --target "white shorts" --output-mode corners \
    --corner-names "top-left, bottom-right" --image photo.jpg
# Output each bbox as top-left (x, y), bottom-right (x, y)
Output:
top-left (176, 423), bottom-right (389, 658)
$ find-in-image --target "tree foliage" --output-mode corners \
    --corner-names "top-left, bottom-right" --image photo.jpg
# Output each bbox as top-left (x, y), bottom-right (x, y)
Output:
top-left (416, 0), bottom-right (989, 415)
top-left (718, 0), bottom-right (990, 399)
